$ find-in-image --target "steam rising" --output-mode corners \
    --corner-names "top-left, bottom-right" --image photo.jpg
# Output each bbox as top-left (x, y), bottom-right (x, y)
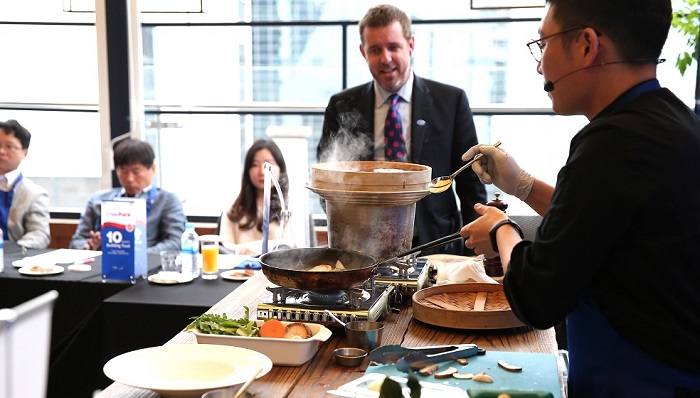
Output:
top-left (318, 111), bottom-right (372, 164)
top-left (313, 111), bottom-right (420, 260)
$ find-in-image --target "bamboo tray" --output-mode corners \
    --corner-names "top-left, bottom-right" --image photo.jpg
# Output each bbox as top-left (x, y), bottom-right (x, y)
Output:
top-left (412, 283), bottom-right (525, 330)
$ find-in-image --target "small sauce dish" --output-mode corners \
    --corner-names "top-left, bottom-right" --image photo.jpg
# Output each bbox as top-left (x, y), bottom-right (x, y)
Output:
top-left (333, 347), bottom-right (367, 367)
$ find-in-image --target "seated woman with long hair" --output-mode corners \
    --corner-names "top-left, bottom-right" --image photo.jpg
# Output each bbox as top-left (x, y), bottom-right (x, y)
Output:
top-left (219, 139), bottom-right (291, 255)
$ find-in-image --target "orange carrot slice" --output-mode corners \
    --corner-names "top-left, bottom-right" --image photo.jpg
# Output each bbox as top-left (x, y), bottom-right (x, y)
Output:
top-left (260, 319), bottom-right (286, 338)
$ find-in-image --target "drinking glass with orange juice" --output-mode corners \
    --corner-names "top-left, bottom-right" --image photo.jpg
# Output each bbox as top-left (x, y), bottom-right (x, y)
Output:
top-left (199, 235), bottom-right (220, 279)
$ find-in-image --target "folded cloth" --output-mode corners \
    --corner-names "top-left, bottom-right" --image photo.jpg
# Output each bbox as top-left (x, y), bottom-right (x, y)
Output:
top-left (431, 257), bottom-right (498, 285)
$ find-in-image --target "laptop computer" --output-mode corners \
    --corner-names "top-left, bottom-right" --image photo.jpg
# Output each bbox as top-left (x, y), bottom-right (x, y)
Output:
top-left (0, 290), bottom-right (59, 398)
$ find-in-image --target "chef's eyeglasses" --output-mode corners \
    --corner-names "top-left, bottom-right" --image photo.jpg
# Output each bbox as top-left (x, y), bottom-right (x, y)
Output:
top-left (526, 25), bottom-right (587, 63)
top-left (0, 143), bottom-right (23, 152)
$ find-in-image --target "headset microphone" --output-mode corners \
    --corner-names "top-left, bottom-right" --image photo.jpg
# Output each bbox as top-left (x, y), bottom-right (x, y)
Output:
top-left (543, 80), bottom-right (555, 93)
top-left (542, 58), bottom-right (664, 92)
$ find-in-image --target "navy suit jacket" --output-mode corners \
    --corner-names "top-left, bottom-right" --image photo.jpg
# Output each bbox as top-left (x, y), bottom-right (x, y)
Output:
top-left (318, 75), bottom-right (486, 255)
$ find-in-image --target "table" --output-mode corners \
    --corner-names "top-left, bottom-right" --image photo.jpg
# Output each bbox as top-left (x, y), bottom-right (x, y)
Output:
top-left (97, 271), bottom-right (562, 398)
top-left (0, 243), bottom-right (245, 398)
top-left (91, 276), bottom-right (245, 392)
top-left (0, 242), bottom-right (142, 353)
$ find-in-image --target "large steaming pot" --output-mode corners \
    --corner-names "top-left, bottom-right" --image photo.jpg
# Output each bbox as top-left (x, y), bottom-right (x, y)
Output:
top-left (259, 248), bottom-right (376, 292)
top-left (306, 161), bottom-right (431, 261)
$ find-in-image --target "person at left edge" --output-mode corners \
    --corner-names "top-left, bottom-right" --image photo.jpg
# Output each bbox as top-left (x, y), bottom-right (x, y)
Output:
top-left (317, 4), bottom-right (486, 255)
top-left (69, 138), bottom-right (186, 254)
top-left (0, 119), bottom-right (50, 249)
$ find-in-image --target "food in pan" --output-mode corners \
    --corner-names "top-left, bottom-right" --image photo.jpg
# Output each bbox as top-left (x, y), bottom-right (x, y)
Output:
top-left (308, 260), bottom-right (346, 271)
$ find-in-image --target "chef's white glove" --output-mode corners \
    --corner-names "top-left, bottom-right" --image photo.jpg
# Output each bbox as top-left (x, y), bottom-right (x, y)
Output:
top-left (462, 144), bottom-right (535, 201)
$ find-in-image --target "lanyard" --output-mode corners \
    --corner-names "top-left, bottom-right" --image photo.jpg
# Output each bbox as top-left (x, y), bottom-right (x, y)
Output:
top-left (111, 186), bottom-right (158, 218)
top-left (611, 79), bottom-right (661, 110)
top-left (0, 172), bottom-right (23, 239)
top-left (2, 172), bottom-right (23, 208)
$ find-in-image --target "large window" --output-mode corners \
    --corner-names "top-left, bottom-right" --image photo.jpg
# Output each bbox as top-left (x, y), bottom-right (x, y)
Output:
top-left (0, 0), bottom-right (697, 230)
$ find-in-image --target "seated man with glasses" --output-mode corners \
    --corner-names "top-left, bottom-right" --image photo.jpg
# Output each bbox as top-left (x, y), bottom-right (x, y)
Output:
top-left (69, 138), bottom-right (186, 254)
top-left (0, 119), bottom-right (50, 249)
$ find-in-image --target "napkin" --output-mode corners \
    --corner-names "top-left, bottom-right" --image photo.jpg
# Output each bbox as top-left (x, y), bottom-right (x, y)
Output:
top-left (423, 255), bottom-right (498, 285)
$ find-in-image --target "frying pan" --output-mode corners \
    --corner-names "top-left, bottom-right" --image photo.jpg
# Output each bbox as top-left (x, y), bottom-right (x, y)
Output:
top-left (258, 232), bottom-right (463, 292)
top-left (259, 248), bottom-right (376, 292)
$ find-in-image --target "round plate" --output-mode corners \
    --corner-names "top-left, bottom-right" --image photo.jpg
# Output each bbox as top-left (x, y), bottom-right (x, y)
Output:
top-left (18, 264), bottom-right (65, 276)
top-left (148, 272), bottom-right (194, 284)
top-left (220, 269), bottom-right (258, 281)
top-left (13, 259), bottom-right (37, 268)
top-left (103, 344), bottom-right (273, 398)
top-left (67, 263), bottom-right (92, 272)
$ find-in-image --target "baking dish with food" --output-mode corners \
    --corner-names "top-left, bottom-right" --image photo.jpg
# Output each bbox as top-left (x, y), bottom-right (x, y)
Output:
top-left (190, 320), bottom-right (332, 366)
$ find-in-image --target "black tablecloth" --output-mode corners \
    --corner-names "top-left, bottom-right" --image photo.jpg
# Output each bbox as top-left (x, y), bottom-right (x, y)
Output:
top-left (0, 242), bottom-right (145, 355)
top-left (0, 243), bottom-right (243, 398)
top-left (92, 276), bottom-right (243, 392)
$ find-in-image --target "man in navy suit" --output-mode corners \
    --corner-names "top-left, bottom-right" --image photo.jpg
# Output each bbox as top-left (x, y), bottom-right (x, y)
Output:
top-left (317, 4), bottom-right (485, 255)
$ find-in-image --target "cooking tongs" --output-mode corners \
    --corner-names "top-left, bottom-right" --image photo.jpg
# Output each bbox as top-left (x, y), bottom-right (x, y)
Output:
top-left (369, 344), bottom-right (483, 373)
top-left (374, 232), bottom-right (462, 266)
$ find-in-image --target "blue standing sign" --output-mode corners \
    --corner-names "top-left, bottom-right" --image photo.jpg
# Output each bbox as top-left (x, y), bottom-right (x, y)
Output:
top-left (100, 198), bottom-right (148, 282)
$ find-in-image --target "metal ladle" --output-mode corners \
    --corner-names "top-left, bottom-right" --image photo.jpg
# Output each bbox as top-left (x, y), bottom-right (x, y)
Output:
top-left (428, 141), bottom-right (502, 194)
top-left (324, 309), bottom-right (346, 327)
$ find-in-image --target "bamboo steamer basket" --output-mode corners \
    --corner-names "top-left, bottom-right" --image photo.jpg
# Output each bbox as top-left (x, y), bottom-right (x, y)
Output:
top-left (412, 283), bottom-right (526, 330)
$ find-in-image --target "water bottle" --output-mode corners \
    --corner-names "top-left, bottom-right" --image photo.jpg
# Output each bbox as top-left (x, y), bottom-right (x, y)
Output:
top-left (0, 228), bottom-right (4, 273)
top-left (181, 222), bottom-right (200, 278)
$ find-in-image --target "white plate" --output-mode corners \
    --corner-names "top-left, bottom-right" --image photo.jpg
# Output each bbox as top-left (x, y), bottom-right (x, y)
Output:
top-left (13, 259), bottom-right (39, 268)
top-left (148, 272), bottom-right (194, 284)
top-left (220, 269), bottom-right (258, 281)
top-left (67, 263), bottom-right (92, 272)
top-left (18, 265), bottom-right (65, 276)
top-left (192, 320), bottom-right (332, 366)
top-left (103, 344), bottom-right (272, 398)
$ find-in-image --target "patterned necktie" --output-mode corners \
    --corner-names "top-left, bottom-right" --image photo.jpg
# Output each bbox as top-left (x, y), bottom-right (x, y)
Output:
top-left (384, 93), bottom-right (406, 161)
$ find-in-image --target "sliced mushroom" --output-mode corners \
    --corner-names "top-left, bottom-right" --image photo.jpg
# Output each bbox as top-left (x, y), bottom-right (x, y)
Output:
top-left (456, 358), bottom-right (468, 365)
top-left (452, 372), bottom-right (474, 379)
top-left (497, 359), bottom-right (523, 372)
top-left (472, 372), bottom-right (494, 383)
top-left (418, 364), bottom-right (439, 376)
top-left (433, 367), bottom-right (458, 379)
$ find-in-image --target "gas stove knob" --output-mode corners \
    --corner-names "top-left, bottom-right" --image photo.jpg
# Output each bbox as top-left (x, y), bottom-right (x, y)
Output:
top-left (394, 291), bottom-right (403, 304)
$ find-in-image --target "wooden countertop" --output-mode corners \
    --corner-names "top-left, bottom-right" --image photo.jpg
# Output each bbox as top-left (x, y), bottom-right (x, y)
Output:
top-left (97, 271), bottom-right (561, 398)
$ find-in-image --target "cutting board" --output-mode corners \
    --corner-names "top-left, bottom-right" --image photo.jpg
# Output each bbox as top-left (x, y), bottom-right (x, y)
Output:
top-left (365, 350), bottom-right (561, 398)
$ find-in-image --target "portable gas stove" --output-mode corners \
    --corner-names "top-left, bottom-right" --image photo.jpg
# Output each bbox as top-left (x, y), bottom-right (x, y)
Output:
top-left (374, 257), bottom-right (433, 304)
top-left (256, 282), bottom-right (395, 325)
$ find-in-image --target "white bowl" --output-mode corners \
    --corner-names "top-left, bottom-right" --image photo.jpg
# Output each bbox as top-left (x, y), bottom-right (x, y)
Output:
top-left (103, 344), bottom-right (272, 398)
top-left (191, 320), bottom-right (332, 366)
